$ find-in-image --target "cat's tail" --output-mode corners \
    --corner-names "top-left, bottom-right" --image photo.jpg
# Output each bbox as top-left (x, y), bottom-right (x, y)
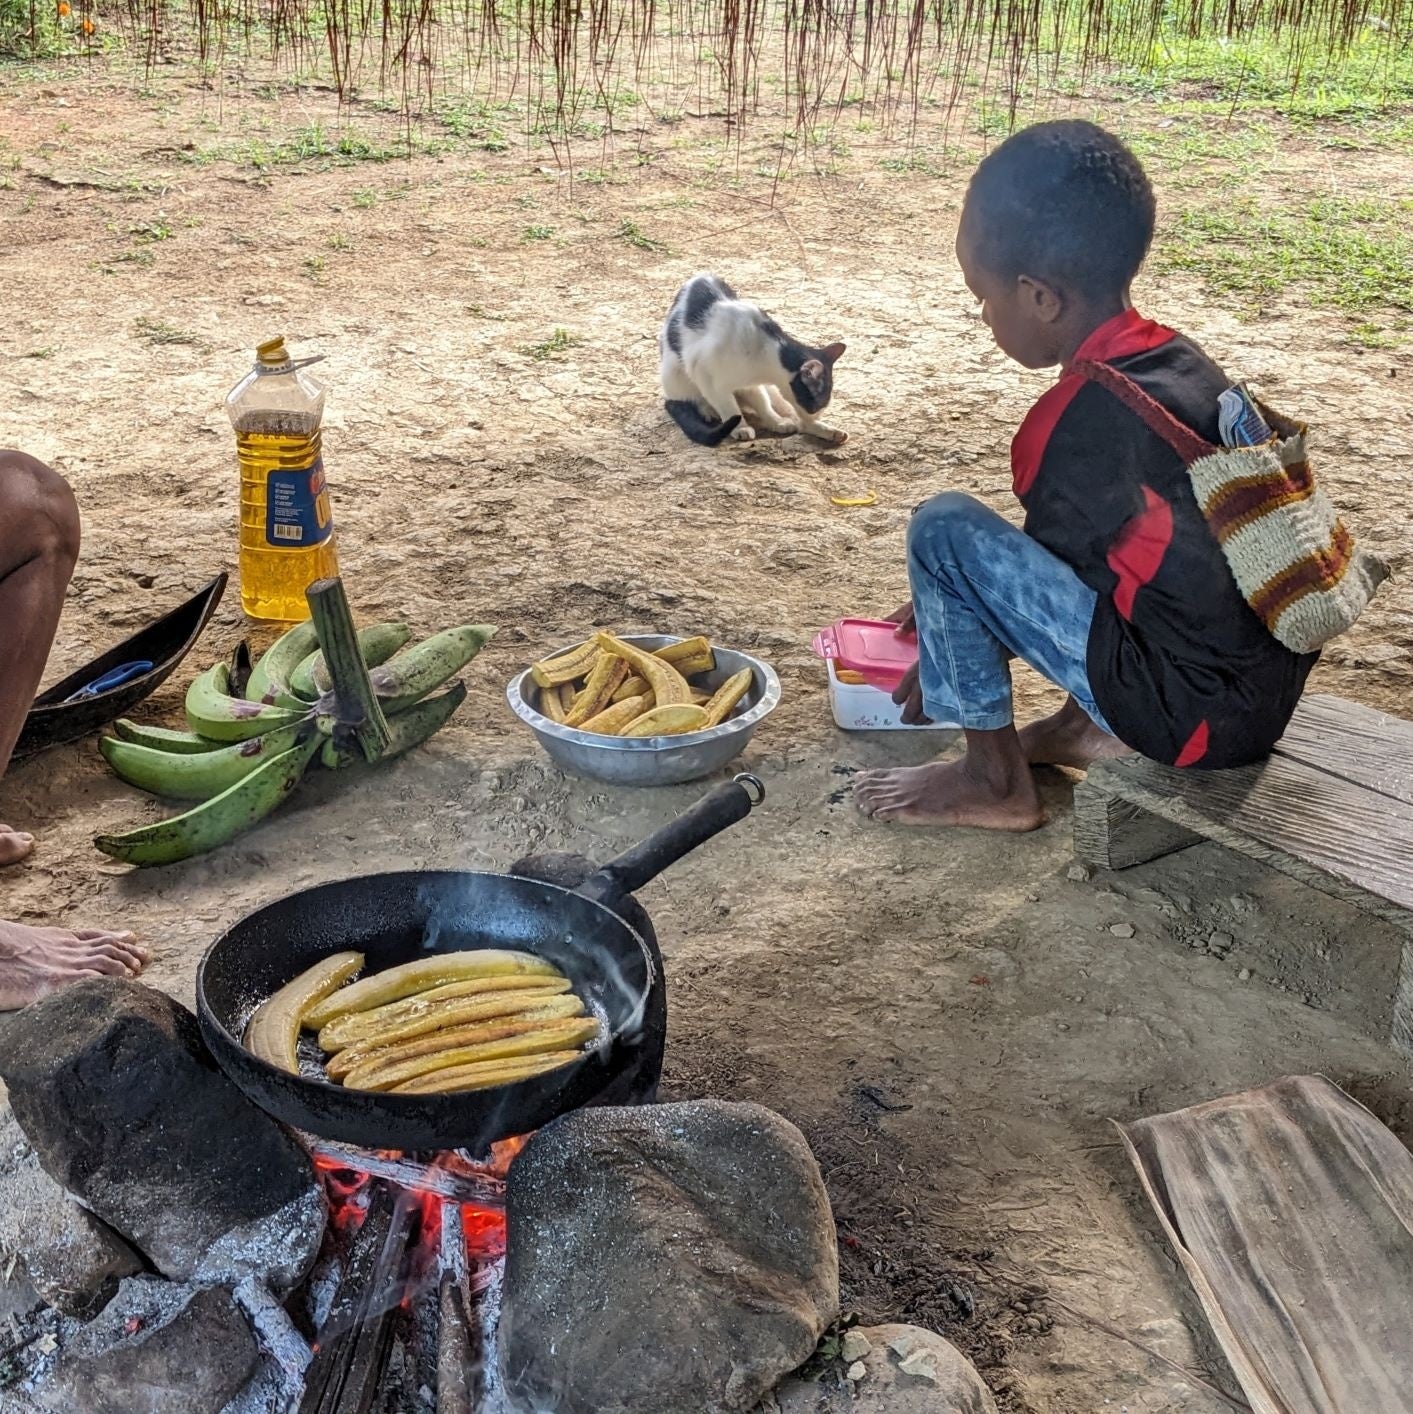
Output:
top-left (665, 399), bottom-right (742, 446)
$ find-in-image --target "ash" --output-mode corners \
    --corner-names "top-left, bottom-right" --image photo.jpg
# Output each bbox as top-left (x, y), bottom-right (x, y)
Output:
top-left (195, 1186), bottom-right (325, 1291)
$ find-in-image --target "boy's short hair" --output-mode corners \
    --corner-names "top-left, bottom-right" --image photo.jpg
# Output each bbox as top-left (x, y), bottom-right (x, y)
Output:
top-left (962, 120), bottom-right (1156, 299)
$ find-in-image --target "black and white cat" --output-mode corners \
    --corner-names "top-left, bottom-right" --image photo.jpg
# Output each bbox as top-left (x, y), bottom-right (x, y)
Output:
top-left (659, 273), bottom-right (847, 446)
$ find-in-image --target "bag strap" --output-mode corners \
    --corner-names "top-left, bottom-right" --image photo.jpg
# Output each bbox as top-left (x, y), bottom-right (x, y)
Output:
top-left (1070, 358), bottom-right (1217, 466)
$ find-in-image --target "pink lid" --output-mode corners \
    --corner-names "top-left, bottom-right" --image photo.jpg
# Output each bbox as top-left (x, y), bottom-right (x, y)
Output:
top-left (811, 617), bottom-right (917, 689)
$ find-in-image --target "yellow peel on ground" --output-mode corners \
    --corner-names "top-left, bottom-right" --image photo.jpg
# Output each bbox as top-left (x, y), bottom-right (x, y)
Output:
top-left (701, 668), bottom-right (753, 727)
top-left (341, 1017), bottom-right (599, 1091)
top-left (829, 491), bottom-right (878, 507)
top-left (594, 633), bottom-right (692, 707)
top-left (319, 987), bottom-right (584, 1055)
top-left (302, 950), bottom-right (562, 1030)
top-left (388, 1051), bottom-right (579, 1095)
top-left (621, 704), bottom-right (709, 737)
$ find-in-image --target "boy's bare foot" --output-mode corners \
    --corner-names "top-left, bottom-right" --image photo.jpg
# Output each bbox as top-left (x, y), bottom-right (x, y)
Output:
top-left (0, 920), bottom-right (149, 1011)
top-left (855, 757), bottom-right (1044, 831)
top-left (1019, 698), bottom-right (1133, 770)
top-left (0, 825), bottom-right (35, 867)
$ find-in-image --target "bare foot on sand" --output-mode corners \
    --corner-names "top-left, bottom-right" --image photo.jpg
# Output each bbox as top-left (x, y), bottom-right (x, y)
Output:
top-left (0, 920), bottom-right (149, 1010)
top-left (0, 825), bottom-right (35, 867)
top-left (1019, 698), bottom-right (1133, 770)
top-left (855, 756), bottom-right (1044, 831)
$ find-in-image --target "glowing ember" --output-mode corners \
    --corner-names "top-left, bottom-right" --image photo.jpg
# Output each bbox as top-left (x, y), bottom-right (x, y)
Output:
top-left (310, 1137), bottom-right (529, 1273)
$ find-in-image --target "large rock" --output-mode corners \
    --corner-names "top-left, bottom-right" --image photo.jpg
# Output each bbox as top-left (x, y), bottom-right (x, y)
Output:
top-left (32, 1277), bottom-right (259, 1414)
top-left (0, 1110), bottom-right (142, 1317)
top-left (500, 1099), bottom-right (838, 1414)
top-left (770, 1325), bottom-right (997, 1413)
top-left (0, 979), bottom-right (321, 1287)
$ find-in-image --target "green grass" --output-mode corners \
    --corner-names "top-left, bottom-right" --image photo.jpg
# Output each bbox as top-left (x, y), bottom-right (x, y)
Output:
top-left (524, 328), bottom-right (583, 360)
top-left (1154, 194), bottom-right (1413, 344)
top-left (133, 316), bottom-right (202, 346)
top-left (616, 219), bottom-right (667, 253)
top-left (522, 223), bottom-right (555, 241)
top-left (129, 218), bottom-right (173, 242)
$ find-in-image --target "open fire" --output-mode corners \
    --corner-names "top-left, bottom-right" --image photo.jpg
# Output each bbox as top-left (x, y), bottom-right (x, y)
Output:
top-left (293, 1137), bottom-right (530, 1414)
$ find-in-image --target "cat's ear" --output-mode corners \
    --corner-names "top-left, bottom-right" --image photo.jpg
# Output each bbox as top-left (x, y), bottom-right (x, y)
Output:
top-left (801, 359), bottom-right (827, 391)
top-left (822, 341), bottom-right (846, 363)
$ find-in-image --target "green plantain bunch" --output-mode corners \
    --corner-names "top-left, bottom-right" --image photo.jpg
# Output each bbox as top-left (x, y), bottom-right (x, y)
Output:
top-left (95, 614), bottom-right (495, 867)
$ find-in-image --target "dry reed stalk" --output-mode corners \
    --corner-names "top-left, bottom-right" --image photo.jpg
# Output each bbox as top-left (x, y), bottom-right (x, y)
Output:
top-left (108, 0), bottom-right (1408, 142)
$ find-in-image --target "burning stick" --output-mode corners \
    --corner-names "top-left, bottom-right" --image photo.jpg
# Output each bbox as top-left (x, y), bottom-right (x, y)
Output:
top-left (436, 1202), bottom-right (474, 1414)
top-left (307, 1142), bottom-right (506, 1208)
top-left (234, 1276), bottom-right (312, 1382)
top-left (299, 1185), bottom-right (416, 1414)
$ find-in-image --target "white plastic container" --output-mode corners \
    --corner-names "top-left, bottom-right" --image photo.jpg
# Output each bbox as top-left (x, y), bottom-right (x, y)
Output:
top-left (826, 659), bottom-right (954, 731)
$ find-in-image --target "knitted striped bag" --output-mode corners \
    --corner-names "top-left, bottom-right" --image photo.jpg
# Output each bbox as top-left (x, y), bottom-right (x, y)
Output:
top-left (1072, 358), bottom-right (1389, 654)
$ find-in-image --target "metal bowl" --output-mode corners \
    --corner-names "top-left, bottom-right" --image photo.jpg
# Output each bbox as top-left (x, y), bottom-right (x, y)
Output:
top-left (507, 635), bottom-right (782, 786)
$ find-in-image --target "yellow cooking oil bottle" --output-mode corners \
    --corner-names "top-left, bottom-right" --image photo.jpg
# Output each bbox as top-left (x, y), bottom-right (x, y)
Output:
top-left (227, 336), bottom-right (340, 622)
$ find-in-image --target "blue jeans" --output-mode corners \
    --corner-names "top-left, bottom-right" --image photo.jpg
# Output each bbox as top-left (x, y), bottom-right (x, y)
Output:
top-left (908, 493), bottom-right (1111, 732)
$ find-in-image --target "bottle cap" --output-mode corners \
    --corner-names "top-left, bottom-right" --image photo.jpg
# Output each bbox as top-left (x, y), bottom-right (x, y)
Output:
top-left (257, 337), bottom-right (291, 369)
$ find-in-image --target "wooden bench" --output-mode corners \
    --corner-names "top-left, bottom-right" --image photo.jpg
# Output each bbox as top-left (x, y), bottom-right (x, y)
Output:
top-left (1074, 694), bottom-right (1413, 1060)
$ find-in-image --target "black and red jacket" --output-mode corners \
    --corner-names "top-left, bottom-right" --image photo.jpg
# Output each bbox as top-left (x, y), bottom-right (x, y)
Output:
top-left (1012, 308), bottom-right (1317, 769)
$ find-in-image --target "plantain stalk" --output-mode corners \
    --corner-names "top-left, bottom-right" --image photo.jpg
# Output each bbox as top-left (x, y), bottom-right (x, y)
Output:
top-left (307, 578), bottom-right (391, 764)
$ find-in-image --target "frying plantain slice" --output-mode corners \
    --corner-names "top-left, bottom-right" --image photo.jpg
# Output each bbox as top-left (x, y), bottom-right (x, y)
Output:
top-left (319, 987), bottom-right (584, 1055)
top-left (387, 1051), bottom-right (580, 1095)
top-left (341, 1017), bottom-right (599, 1091)
top-left (302, 950), bottom-right (562, 1031)
top-left (326, 1002), bottom-right (583, 1080)
top-left (244, 951), bottom-right (364, 1074)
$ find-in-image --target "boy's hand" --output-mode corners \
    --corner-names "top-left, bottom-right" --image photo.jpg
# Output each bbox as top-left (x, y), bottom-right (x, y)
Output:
top-left (891, 664), bottom-right (931, 724)
top-left (886, 602), bottom-right (916, 637)
top-left (885, 603), bottom-right (928, 721)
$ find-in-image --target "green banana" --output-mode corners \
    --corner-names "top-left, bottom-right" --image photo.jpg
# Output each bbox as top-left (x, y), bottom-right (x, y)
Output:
top-left (290, 622), bottom-right (412, 701)
top-left (321, 681), bottom-right (468, 770)
top-left (186, 663), bottom-right (308, 743)
top-left (95, 737), bottom-right (320, 867)
top-left (113, 720), bottom-right (225, 754)
top-left (101, 721), bottom-right (313, 801)
top-left (370, 625), bottom-right (496, 714)
top-left (246, 621), bottom-right (320, 708)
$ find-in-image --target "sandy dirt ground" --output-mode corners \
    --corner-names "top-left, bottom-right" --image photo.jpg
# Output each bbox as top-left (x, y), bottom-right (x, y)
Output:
top-left (2, 54), bottom-right (1413, 1411)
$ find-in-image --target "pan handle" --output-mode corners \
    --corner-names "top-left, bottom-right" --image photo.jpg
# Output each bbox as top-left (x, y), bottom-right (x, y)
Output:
top-left (575, 773), bottom-right (765, 909)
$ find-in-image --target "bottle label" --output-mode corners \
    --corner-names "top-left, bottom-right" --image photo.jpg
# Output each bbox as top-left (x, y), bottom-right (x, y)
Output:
top-left (265, 460), bottom-right (334, 548)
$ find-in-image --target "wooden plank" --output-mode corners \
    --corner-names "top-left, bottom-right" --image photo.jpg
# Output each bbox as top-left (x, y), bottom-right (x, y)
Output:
top-left (1073, 782), bottom-right (1202, 870)
top-left (1275, 693), bottom-right (1413, 808)
top-left (1084, 755), bottom-right (1413, 918)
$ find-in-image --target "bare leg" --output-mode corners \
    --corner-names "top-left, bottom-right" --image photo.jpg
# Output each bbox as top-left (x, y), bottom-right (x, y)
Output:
top-left (855, 727), bottom-right (1044, 831)
top-left (0, 451), bottom-right (147, 1006)
top-left (1019, 696), bottom-right (1133, 769)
